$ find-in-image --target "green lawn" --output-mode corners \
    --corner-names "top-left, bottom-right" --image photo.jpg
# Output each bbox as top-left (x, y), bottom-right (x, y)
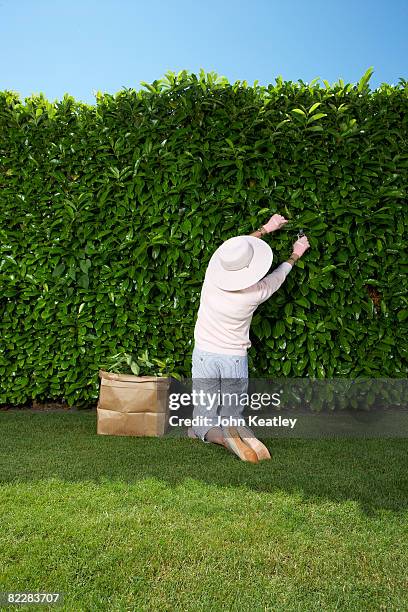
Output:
top-left (0, 410), bottom-right (407, 611)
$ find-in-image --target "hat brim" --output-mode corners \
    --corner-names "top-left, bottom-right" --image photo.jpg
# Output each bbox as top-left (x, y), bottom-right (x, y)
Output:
top-left (206, 236), bottom-right (273, 291)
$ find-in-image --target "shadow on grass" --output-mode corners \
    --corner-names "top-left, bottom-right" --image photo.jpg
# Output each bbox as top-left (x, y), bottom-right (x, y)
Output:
top-left (1, 410), bottom-right (407, 515)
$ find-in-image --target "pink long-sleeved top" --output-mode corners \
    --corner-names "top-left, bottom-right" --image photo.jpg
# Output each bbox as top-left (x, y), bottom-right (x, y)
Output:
top-left (194, 261), bottom-right (293, 356)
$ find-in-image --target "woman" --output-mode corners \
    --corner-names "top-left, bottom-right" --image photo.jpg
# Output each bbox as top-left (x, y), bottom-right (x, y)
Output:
top-left (189, 213), bottom-right (310, 463)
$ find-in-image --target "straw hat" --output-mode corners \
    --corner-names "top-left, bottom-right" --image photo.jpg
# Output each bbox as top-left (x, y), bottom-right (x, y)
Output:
top-left (206, 236), bottom-right (273, 291)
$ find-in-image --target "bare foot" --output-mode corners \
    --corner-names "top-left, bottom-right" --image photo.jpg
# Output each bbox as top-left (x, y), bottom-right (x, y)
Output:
top-left (204, 426), bottom-right (227, 447)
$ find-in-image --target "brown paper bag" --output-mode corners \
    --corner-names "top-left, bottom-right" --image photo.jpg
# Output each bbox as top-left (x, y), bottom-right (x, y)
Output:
top-left (97, 370), bottom-right (171, 436)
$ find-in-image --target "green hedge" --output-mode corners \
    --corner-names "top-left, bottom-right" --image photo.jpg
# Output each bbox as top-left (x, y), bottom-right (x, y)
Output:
top-left (1, 68), bottom-right (407, 407)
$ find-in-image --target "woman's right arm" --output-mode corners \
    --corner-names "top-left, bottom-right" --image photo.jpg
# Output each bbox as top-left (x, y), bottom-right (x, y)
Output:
top-left (254, 236), bottom-right (310, 303)
top-left (286, 236), bottom-right (310, 266)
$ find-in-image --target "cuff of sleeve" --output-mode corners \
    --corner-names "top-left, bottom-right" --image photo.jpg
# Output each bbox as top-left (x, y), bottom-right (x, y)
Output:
top-left (281, 261), bottom-right (293, 272)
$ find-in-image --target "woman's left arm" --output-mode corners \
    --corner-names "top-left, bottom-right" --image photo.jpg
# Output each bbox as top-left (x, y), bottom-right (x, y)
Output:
top-left (249, 214), bottom-right (288, 238)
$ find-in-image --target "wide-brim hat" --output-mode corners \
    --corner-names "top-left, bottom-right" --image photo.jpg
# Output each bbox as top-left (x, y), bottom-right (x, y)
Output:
top-left (206, 235), bottom-right (273, 291)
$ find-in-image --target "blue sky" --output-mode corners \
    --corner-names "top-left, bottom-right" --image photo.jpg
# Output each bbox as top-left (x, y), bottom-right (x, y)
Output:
top-left (0, 0), bottom-right (406, 105)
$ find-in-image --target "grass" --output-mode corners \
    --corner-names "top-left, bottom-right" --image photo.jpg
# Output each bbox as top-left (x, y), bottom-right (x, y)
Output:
top-left (0, 410), bottom-right (407, 611)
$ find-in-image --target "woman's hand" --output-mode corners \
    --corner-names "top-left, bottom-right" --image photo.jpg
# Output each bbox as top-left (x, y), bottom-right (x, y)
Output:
top-left (263, 214), bottom-right (288, 233)
top-left (292, 235), bottom-right (310, 258)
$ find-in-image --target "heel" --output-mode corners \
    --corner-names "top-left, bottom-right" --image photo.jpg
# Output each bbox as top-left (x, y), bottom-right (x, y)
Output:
top-left (223, 427), bottom-right (259, 463)
top-left (237, 426), bottom-right (271, 461)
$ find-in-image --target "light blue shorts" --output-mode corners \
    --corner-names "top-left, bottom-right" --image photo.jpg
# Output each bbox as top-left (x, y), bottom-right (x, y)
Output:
top-left (191, 345), bottom-right (249, 441)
